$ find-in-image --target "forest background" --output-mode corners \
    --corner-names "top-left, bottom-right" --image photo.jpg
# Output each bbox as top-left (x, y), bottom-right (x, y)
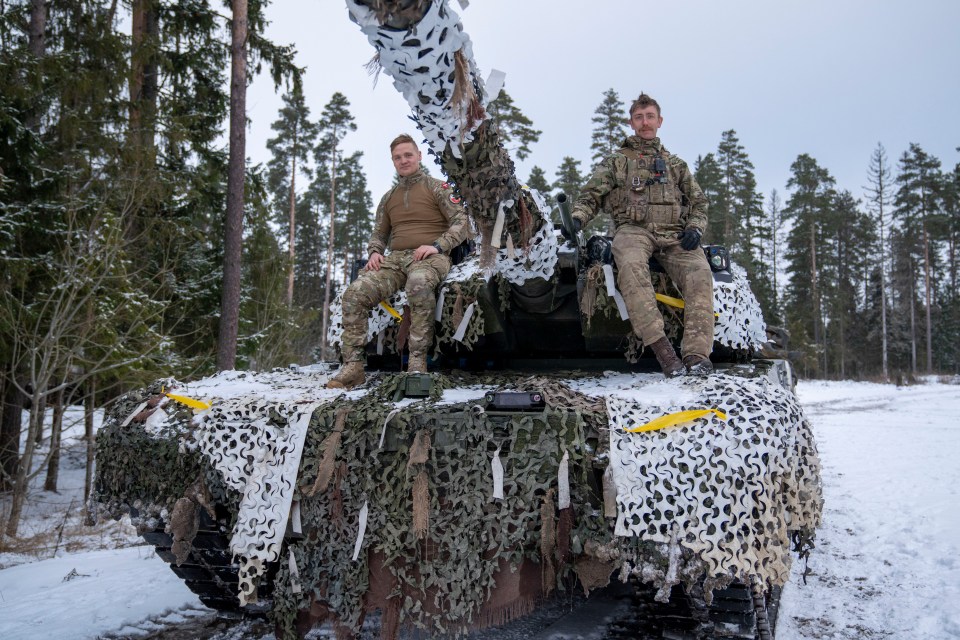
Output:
top-left (0, 0), bottom-right (958, 539)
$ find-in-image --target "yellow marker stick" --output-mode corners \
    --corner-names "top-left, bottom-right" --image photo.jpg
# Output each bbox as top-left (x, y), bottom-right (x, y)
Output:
top-left (626, 408), bottom-right (727, 433)
top-left (655, 293), bottom-right (685, 309)
top-left (379, 301), bottom-right (403, 320)
top-left (164, 391), bottom-right (212, 411)
top-left (655, 293), bottom-right (720, 317)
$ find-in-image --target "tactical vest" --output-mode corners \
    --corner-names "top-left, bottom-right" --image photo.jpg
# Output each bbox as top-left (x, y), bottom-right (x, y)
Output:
top-left (612, 147), bottom-right (684, 230)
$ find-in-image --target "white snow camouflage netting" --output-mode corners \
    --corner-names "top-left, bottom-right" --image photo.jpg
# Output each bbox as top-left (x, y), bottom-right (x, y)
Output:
top-left (346, 0), bottom-right (484, 157)
top-left (606, 373), bottom-right (823, 590)
top-left (189, 397), bottom-right (325, 604)
top-left (713, 263), bottom-right (768, 350)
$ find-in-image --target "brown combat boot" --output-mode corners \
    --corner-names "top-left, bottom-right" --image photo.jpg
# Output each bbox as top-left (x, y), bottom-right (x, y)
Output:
top-left (326, 361), bottom-right (365, 389)
top-left (683, 355), bottom-right (714, 376)
top-left (649, 337), bottom-right (685, 378)
top-left (407, 352), bottom-right (427, 373)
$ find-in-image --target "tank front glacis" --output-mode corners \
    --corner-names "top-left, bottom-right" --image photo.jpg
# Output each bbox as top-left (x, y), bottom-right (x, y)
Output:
top-left (95, 362), bottom-right (821, 640)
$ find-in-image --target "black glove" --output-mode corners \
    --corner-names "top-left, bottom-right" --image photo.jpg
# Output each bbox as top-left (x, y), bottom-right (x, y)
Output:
top-left (561, 219), bottom-right (582, 241)
top-left (678, 227), bottom-right (702, 251)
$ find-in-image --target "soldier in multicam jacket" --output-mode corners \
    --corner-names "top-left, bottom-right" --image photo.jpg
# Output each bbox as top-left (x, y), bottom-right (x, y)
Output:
top-left (327, 134), bottom-right (472, 389)
top-left (571, 93), bottom-right (714, 376)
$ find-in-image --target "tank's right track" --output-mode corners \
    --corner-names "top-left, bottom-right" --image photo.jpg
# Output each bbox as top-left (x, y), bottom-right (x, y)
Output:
top-left (139, 506), bottom-right (275, 616)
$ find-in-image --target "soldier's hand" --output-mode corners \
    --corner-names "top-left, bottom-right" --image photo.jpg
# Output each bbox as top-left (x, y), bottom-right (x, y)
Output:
top-left (366, 252), bottom-right (384, 271)
top-left (561, 219), bottom-right (582, 241)
top-left (678, 228), bottom-right (702, 251)
top-left (413, 244), bottom-right (439, 261)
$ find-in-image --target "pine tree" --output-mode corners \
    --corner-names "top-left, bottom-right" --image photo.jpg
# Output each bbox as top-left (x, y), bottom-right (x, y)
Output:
top-left (486, 89), bottom-right (540, 161)
top-left (894, 143), bottom-right (943, 374)
top-left (266, 85), bottom-right (318, 305)
top-left (590, 88), bottom-right (627, 169)
top-left (313, 92), bottom-right (357, 358)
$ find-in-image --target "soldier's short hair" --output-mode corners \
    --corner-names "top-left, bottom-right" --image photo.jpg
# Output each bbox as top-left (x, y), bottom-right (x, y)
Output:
top-left (629, 93), bottom-right (661, 117)
top-left (390, 134), bottom-right (418, 152)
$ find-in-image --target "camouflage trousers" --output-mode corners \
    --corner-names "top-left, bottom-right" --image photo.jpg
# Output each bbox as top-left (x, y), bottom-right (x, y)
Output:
top-left (612, 225), bottom-right (714, 360)
top-left (339, 249), bottom-right (451, 362)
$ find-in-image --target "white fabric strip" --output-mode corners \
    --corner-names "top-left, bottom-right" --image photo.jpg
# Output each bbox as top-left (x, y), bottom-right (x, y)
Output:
top-left (288, 548), bottom-right (302, 594)
top-left (602, 264), bottom-right (630, 320)
top-left (435, 288), bottom-right (446, 321)
top-left (379, 408), bottom-right (401, 449)
top-left (557, 450), bottom-right (570, 509)
top-left (352, 500), bottom-right (369, 561)
top-left (491, 446), bottom-right (504, 500)
top-left (452, 302), bottom-right (476, 342)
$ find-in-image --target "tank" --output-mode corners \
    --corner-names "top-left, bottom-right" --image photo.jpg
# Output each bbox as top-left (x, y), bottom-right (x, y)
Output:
top-left (93, 2), bottom-right (823, 639)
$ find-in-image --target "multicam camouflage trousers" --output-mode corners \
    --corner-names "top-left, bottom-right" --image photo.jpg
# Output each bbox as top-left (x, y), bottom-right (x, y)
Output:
top-left (612, 225), bottom-right (714, 360)
top-left (339, 249), bottom-right (452, 362)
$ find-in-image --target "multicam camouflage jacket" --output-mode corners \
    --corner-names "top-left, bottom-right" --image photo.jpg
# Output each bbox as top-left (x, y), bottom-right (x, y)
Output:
top-left (572, 136), bottom-right (708, 236)
top-left (367, 170), bottom-right (472, 256)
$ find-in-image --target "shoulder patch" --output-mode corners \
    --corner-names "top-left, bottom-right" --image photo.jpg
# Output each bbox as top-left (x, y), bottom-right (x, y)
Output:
top-left (449, 193), bottom-right (461, 204)
top-left (441, 181), bottom-right (451, 189)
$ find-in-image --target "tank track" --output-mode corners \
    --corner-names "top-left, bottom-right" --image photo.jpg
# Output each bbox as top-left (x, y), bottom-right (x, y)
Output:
top-left (605, 579), bottom-right (779, 640)
top-left (139, 506), bottom-right (275, 616)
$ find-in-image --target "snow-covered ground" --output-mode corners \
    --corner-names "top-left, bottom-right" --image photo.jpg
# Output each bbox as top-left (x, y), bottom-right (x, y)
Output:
top-left (1, 377), bottom-right (958, 639)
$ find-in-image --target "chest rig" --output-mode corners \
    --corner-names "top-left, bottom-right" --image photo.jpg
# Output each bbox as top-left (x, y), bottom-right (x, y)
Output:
top-left (615, 147), bottom-right (683, 230)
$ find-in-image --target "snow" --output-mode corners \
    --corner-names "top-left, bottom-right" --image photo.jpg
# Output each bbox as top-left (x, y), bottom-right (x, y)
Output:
top-left (0, 547), bottom-right (207, 639)
top-left (2, 377), bottom-right (959, 639)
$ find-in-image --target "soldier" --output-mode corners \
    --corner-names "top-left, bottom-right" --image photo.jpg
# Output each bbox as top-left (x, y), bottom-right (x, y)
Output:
top-left (327, 134), bottom-right (471, 389)
top-left (570, 93), bottom-right (714, 376)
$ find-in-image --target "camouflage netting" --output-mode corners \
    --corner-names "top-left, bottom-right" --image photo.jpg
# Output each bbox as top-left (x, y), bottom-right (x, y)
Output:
top-left (579, 258), bottom-right (768, 355)
top-left (601, 374), bottom-right (823, 603)
top-left (94, 379), bottom-right (237, 526)
top-left (346, 0), bottom-right (548, 262)
top-left (96, 365), bottom-right (821, 640)
top-left (269, 373), bottom-right (603, 638)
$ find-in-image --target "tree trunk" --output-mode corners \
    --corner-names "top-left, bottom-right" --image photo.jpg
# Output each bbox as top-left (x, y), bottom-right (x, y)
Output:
top-left (320, 130), bottom-right (339, 360)
top-left (809, 219), bottom-right (821, 375)
top-left (923, 221), bottom-right (933, 373)
top-left (83, 377), bottom-right (95, 505)
top-left (25, 0), bottom-right (46, 130)
top-left (4, 390), bottom-right (44, 538)
top-left (44, 389), bottom-right (64, 492)
top-left (216, 0), bottom-right (248, 371)
top-left (129, 0), bottom-right (158, 152)
top-left (910, 259), bottom-right (917, 376)
top-left (287, 121), bottom-right (298, 306)
top-left (0, 376), bottom-right (23, 492)
top-left (880, 211), bottom-right (888, 381)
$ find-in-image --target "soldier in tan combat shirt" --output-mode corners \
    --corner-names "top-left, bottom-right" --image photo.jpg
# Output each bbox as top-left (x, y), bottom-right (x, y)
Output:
top-left (327, 134), bottom-right (471, 389)
top-left (571, 93), bottom-right (714, 377)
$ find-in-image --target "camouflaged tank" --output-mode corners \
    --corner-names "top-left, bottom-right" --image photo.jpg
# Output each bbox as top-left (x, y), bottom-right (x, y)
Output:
top-left (93, 2), bottom-right (823, 639)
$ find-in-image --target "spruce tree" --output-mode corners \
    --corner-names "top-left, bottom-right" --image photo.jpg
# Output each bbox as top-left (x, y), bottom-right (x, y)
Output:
top-left (526, 166), bottom-right (552, 197)
top-left (864, 143), bottom-right (893, 378)
top-left (894, 143), bottom-right (943, 374)
top-left (783, 154), bottom-right (836, 376)
top-left (554, 157), bottom-right (585, 203)
top-left (590, 88), bottom-right (627, 169)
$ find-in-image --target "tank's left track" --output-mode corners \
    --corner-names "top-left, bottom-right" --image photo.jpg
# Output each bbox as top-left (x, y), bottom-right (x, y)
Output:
top-left (137, 506), bottom-right (276, 616)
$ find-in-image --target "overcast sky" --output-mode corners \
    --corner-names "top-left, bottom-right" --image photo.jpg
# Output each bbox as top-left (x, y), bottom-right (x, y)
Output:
top-left (246, 0), bottom-right (960, 213)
